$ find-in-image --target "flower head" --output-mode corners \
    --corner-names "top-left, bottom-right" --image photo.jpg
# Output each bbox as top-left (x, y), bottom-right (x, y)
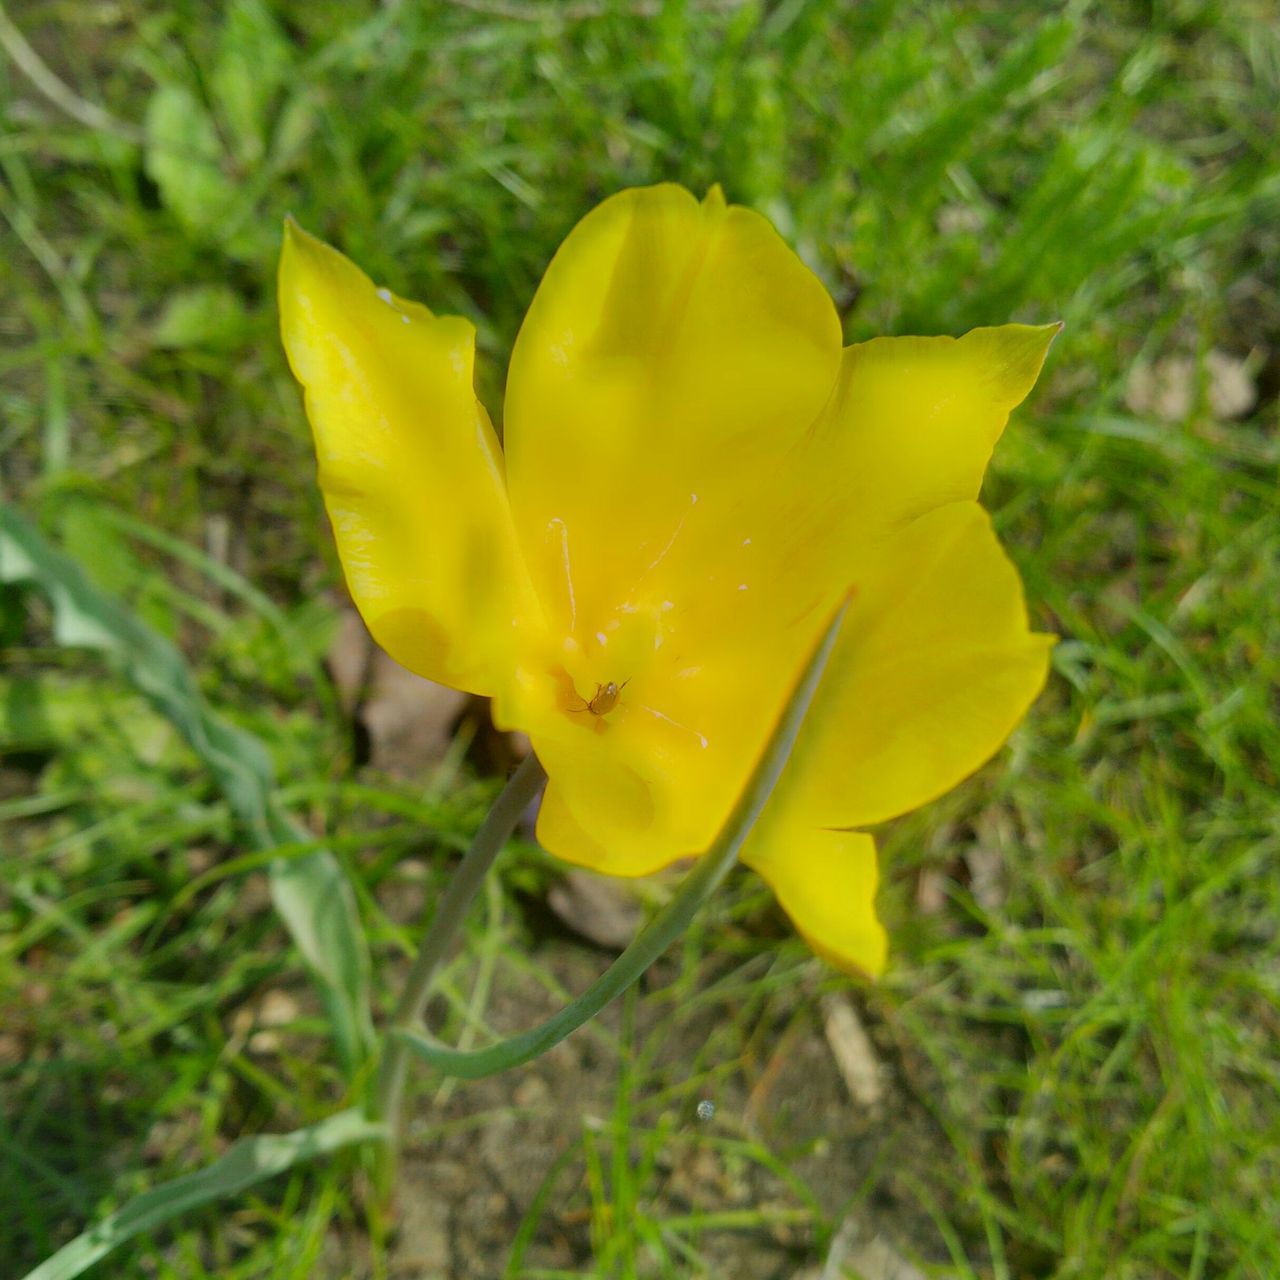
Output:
top-left (279, 184), bottom-right (1057, 977)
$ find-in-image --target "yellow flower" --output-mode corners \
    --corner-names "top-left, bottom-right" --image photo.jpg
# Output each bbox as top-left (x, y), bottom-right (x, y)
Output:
top-left (279, 184), bottom-right (1057, 978)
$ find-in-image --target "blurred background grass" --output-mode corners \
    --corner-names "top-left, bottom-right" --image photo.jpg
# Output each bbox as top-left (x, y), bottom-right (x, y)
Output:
top-left (1, 0), bottom-right (1278, 1276)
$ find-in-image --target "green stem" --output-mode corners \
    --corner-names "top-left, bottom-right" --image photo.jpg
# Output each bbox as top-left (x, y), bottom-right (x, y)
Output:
top-left (374, 752), bottom-right (546, 1146)
top-left (391, 594), bottom-right (850, 1082)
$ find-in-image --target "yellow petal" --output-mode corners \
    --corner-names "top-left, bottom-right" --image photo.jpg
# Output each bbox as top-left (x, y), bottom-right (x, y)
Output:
top-left (496, 506), bottom-right (854, 874)
top-left (535, 770), bottom-right (659, 877)
top-left (786, 500), bottom-right (1054, 828)
top-left (741, 814), bottom-right (886, 977)
top-left (817, 323), bottom-right (1061, 537)
top-left (492, 184), bottom-right (848, 875)
top-left (503, 183), bottom-right (843, 638)
top-left (278, 219), bottom-right (525, 695)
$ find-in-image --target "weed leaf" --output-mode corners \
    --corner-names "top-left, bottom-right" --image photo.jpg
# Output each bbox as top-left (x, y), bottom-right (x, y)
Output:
top-left (143, 84), bottom-right (237, 238)
top-left (0, 504), bottom-right (375, 1076)
top-left (18, 1109), bottom-right (385, 1280)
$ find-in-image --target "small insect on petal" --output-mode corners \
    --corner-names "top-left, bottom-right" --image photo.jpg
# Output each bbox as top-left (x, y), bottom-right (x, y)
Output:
top-left (586, 679), bottom-right (629, 716)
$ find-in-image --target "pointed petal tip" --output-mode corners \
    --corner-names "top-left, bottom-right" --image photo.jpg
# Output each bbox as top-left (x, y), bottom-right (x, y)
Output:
top-left (1009, 318), bottom-right (1065, 345)
top-left (279, 215), bottom-right (319, 280)
top-left (280, 214), bottom-right (325, 260)
top-left (1037, 318), bottom-right (1066, 346)
top-left (957, 320), bottom-right (1062, 411)
top-left (278, 218), bottom-right (340, 334)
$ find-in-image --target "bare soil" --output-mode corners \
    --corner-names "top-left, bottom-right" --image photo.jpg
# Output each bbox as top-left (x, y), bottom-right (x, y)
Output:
top-left (321, 937), bottom-right (951, 1279)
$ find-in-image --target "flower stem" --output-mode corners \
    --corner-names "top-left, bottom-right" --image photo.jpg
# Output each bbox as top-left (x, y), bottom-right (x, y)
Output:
top-left (389, 593), bottom-right (851, 1082)
top-left (373, 752), bottom-right (546, 1154)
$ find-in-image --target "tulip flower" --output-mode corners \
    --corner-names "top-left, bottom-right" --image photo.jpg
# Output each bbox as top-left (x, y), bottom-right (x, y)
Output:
top-left (279, 184), bottom-right (1056, 979)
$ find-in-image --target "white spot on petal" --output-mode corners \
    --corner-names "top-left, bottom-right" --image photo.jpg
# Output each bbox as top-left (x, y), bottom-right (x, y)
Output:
top-left (376, 287), bottom-right (393, 304)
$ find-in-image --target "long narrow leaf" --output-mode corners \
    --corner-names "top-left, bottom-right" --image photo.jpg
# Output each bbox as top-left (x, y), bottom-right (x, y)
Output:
top-left (0, 503), bottom-right (374, 1075)
top-left (19, 1109), bottom-right (386, 1280)
top-left (393, 594), bottom-right (850, 1080)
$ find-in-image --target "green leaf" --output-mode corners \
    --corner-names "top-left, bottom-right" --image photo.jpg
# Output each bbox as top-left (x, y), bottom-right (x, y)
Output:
top-left (151, 284), bottom-right (251, 351)
top-left (0, 503), bottom-right (375, 1077)
top-left (19, 1109), bottom-right (386, 1280)
top-left (392, 594), bottom-right (851, 1080)
top-left (144, 83), bottom-right (238, 237)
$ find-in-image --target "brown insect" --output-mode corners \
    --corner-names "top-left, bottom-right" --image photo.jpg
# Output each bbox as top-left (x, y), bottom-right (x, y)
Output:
top-left (573, 679), bottom-right (630, 716)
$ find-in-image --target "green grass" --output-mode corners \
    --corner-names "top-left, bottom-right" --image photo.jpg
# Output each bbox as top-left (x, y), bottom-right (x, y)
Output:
top-left (2, 0), bottom-right (1278, 1276)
